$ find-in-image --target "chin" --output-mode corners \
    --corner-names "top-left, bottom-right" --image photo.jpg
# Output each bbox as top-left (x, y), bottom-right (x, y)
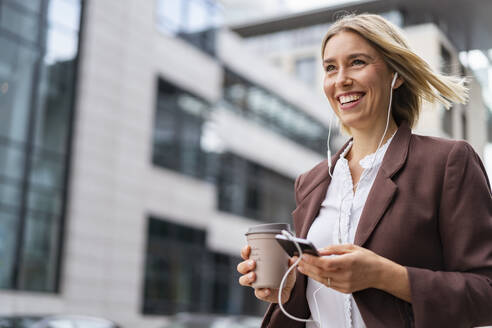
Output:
top-left (338, 113), bottom-right (362, 126)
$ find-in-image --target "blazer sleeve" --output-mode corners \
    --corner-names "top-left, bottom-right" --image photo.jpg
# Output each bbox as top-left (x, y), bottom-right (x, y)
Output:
top-left (406, 141), bottom-right (492, 327)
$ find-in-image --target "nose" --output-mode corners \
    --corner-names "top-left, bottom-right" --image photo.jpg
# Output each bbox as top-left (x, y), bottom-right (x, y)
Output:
top-left (334, 68), bottom-right (352, 87)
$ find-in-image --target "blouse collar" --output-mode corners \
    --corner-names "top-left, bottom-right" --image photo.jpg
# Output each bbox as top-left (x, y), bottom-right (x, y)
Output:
top-left (338, 132), bottom-right (396, 170)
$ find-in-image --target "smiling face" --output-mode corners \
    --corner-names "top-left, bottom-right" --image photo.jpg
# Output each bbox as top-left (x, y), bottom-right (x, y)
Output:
top-left (323, 30), bottom-right (400, 134)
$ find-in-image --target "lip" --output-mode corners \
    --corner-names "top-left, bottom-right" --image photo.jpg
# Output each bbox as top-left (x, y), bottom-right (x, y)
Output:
top-left (336, 92), bottom-right (365, 110)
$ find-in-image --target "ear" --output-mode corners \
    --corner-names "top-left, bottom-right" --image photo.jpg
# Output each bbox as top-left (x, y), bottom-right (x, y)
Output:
top-left (393, 75), bottom-right (404, 90)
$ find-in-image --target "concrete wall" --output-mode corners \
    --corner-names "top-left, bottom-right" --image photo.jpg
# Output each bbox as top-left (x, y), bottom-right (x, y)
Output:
top-left (405, 24), bottom-right (486, 158)
top-left (466, 73), bottom-right (487, 158)
top-left (0, 0), bottom-right (325, 326)
top-left (404, 24), bottom-right (446, 137)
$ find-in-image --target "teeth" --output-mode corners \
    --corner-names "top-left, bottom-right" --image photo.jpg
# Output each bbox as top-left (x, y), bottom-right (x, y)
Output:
top-left (339, 94), bottom-right (362, 104)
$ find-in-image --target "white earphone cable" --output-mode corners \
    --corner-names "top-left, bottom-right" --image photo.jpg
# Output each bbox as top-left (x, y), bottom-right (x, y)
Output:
top-left (280, 73), bottom-right (399, 327)
top-left (327, 72), bottom-right (398, 179)
top-left (278, 230), bottom-right (322, 328)
top-left (327, 113), bottom-right (334, 178)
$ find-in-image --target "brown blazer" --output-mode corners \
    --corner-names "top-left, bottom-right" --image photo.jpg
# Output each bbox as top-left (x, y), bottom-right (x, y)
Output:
top-left (262, 122), bottom-right (492, 328)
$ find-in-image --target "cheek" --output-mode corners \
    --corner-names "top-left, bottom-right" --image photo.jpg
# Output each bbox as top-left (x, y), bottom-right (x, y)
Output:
top-left (370, 83), bottom-right (390, 102)
top-left (323, 76), bottom-right (334, 98)
top-left (323, 78), bottom-right (340, 114)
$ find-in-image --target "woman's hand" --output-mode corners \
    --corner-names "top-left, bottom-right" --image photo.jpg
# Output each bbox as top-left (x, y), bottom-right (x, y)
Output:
top-left (237, 245), bottom-right (296, 304)
top-left (298, 244), bottom-right (411, 302)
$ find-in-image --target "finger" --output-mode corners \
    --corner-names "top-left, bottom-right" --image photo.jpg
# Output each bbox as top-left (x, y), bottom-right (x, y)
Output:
top-left (322, 269), bottom-right (357, 294)
top-left (323, 277), bottom-right (345, 293)
top-left (237, 259), bottom-right (255, 274)
top-left (319, 244), bottom-right (356, 256)
top-left (289, 256), bottom-right (299, 266)
top-left (241, 245), bottom-right (251, 260)
top-left (299, 263), bottom-right (337, 289)
top-left (255, 288), bottom-right (271, 298)
top-left (239, 272), bottom-right (255, 286)
top-left (301, 254), bottom-right (318, 264)
top-left (317, 253), bottom-right (355, 269)
top-left (325, 276), bottom-right (351, 294)
top-left (298, 261), bottom-right (324, 279)
top-left (301, 254), bottom-right (339, 271)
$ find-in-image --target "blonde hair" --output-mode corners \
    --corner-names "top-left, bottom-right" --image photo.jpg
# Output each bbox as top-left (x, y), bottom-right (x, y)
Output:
top-left (321, 13), bottom-right (468, 130)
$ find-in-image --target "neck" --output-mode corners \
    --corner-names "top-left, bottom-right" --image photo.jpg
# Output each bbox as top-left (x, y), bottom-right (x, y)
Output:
top-left (348, 119), bottom-right (398, 163)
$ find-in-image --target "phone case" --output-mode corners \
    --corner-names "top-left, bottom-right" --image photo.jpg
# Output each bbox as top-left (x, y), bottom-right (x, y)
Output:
top-left (275, 235), bottom-right (319, 257)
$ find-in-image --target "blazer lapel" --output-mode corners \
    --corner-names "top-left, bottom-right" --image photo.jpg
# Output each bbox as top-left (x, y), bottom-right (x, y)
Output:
top-left (353, 177), bottom-right (397, 246)
top-left (354, 122), bottom-right (412, 246)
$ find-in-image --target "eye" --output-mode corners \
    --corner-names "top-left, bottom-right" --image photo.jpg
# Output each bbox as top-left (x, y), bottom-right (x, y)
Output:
top-left (324, 64), bottom-right (336, 72)
top-left (351, 59), bottom-right (366, 66)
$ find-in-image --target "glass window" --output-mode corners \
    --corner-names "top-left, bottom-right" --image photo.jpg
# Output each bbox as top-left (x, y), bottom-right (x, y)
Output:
top-left (218, 153), bottom-right (295, 223)
top-left (28, 149), bottom-right (65, 189)
top-left (143, 217), bottom-right (266, 316)
top-left (143, 218), bottom-right (207, 314)
top-left (44, 26), bottom-right (78, 64)
top-left (33, 56), bottom-right (76, 154)
top-left (6, 0), bottom-right (42, 14)
top-left (152, 78), bottom-right (297, 221)
top-left (180, 112), bottom-right (202, 176)
top-left (0, 35), bottom-right (38, 143)
top-left (0, 179), bottom-right (23, 209)
top-left (0, 0), bottom-right (81, 293)
top-left (26, 188), bottom-right (62, 215)
top-left (155, 0), bottom-right (219, 55)
top-left (18, 211), bottom-right (60, 291)
top-left (47, 0), bottom-right (81, 32)
top-left (0, 2), bottom-right (40, 43)
top-left (295, 56), bottom-right (316, 86)
top-left (0, 209), bottom-right (19, 288)
top-left (153, 78), bottom-right (221, 181)
top-left (247, 87), bottom-right (269, 119)
top-left (0, 140), bottom-right (26, 180)
top-left (226, 84), bottom-right (247, 107)
top-left (223, 68), bottom-right (329, 155)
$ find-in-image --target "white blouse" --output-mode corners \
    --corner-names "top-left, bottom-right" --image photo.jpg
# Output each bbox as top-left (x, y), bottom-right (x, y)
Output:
top-left (306, 134), bottom-right (394, 328)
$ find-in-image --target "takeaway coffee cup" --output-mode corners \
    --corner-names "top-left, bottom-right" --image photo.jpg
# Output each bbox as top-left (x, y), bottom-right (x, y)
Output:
top-left (245, 223), bottom-right (291, 289)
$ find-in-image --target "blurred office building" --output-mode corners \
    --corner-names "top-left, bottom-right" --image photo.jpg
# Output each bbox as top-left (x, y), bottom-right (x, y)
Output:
top-left (0, 0), bottom-right (332, 326)
top-left (229, 1), bottom-right (492, 159)
top-left (2, 0), bottom-right (491, 327)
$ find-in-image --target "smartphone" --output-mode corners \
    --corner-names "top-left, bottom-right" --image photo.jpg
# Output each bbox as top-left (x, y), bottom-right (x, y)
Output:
top-left (275, 234), bottom-right (320, 257)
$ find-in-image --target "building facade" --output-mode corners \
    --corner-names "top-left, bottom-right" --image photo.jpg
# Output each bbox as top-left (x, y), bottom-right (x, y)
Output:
top-left (0, 0), bottom-right (333, 326)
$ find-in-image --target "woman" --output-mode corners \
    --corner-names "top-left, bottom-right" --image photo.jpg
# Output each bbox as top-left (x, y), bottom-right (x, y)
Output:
top-left (237, 13), bottom-right (492, 328)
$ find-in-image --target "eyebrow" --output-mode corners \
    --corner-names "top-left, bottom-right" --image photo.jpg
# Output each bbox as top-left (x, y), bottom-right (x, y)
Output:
top-left (323, 53), bottom-right (374, 64)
